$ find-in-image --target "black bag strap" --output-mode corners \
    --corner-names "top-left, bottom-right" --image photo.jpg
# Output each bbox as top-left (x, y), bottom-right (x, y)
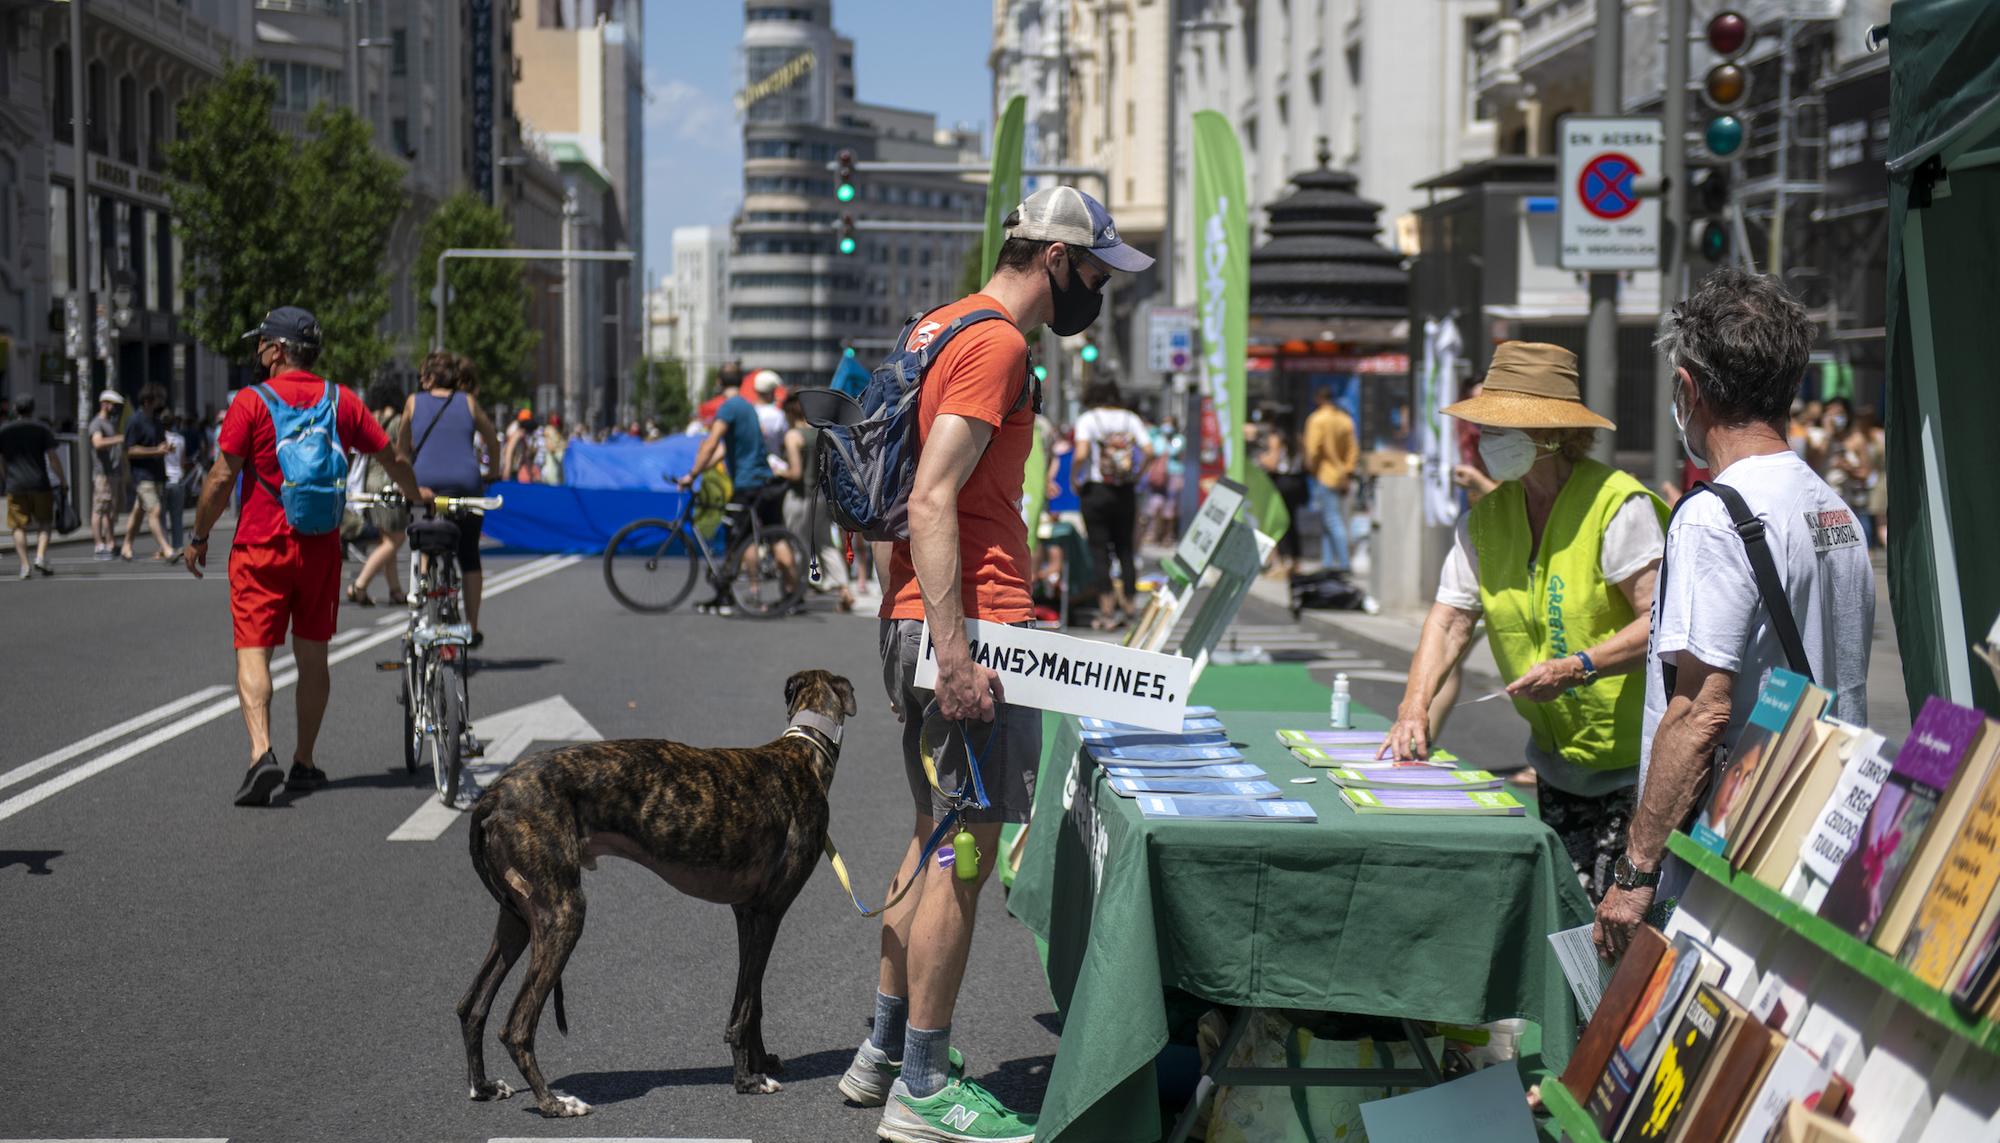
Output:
top-left (408, 391), bottom-right (451, 463)
top-left (1658, 480), bottom-right (1814, 700)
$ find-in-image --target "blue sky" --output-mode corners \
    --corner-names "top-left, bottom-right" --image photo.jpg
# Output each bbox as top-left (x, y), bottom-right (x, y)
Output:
top-left (641, 1), bottom-right (994, 283)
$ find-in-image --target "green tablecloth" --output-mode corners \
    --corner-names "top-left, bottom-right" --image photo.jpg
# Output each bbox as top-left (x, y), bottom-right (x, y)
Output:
top-left (1005, 707), bottom-right (1594, 1143)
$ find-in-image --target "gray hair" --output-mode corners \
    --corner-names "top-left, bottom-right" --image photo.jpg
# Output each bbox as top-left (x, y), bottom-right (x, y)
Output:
top-left (1655, 268), bottom-right (1812, 426)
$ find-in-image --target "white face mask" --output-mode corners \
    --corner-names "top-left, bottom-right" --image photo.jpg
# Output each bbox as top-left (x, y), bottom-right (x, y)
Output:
top-left (1477, 427), bottom-right (1548, 482)
top-left (1673, 379), bottom-right (1711, 469)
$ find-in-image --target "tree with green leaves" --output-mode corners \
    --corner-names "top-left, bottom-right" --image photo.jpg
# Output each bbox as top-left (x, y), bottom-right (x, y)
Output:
top-left (167, 60), bottom-right (403, 386)
top-left (631, 356), bottom-right (693, 430)
top-left (418, 193), bottom-right (539, 408)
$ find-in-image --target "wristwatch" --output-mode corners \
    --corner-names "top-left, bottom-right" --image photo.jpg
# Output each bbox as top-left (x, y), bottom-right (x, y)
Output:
top-left (1614, 853), bottom-right (1661, 890)
top-left (190, 534), bottom-right (209, 548)
top-left (1574, 651), bottom-right (1600, 685)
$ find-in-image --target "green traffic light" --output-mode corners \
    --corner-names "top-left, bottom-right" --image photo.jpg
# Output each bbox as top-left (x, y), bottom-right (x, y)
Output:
top-left (1033, 365), bottom-right (1048, 382)
top-left (1705, 115), bottom-right (1745, 157)
top-left (1699, 220), bottom-right (1730, 261)
top-left (836, 183), bottom-right (855, 203)
top-left (1080, 343), bottom-right (1099, 364)
top-left (838, 236), bottom-right (857, 255)
top-left (844, 346), bottom-right (856, 358)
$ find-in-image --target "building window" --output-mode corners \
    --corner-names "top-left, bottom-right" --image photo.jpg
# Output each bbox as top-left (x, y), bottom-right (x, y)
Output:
top-left (392, 29), bottom-right (408, 77)
top-left (86, 61), bottom-right (107, 154)
top-left (118, 75), bottom-right (138, 163)
top-left (1126, 100), bottom-right (1136, 134)
top-left (392, 117), bottom-right (410, 154)
top-left (50, 49), bottom-right (71, 142)
top-left (49, 184), bottom-right (70, 296)
top-left (1466, 17), bottom-right (1495, 123)
top-left (147, 89), bottom-right (167, 171)
top-left (1308, 69), bottom-right (1323, 110)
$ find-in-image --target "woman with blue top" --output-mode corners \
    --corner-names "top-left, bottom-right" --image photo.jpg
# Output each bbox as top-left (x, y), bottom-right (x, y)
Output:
top-left (399, 352), bottom-right (501, 646)
top-left (1381, 341), bottom-right (1667, 904)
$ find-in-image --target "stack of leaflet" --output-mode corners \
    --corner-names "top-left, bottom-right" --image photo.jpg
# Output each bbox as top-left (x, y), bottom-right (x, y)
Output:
top-left (1081, 708), bottom-right (1316, 822)
top-left (1313, 757), bottom-right (1524, 815)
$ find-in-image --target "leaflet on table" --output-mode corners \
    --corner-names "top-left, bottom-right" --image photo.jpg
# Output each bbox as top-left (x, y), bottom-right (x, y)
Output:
top-left (1339, 788), bottom-right (1526, 816)
top-left (1079, 727), bottom-right (1231, 748)
top-left (1106, 776), bottom-right (1283, 799)
top-left (1325, 767), bottom-right (1502, 791)
top-left (1085, 741), bottom-right (1247, 764)
top-left (1101, 762), bottom-right (1267, 780)
top-left (1290, 744), bottom-right (1456, 768)
top-left (1135, 796), bottom-right (1319, 822)
top-left (1081, 708), bottom-right (1218, 732)
top-left (1275, 728), bottom-right (1390, 748)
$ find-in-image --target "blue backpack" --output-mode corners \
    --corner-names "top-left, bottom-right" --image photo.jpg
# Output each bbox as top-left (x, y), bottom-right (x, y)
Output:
top-left (799, 307), bottom-right (1032, 543)
top-left (250, 381), bottom-right (348, 535)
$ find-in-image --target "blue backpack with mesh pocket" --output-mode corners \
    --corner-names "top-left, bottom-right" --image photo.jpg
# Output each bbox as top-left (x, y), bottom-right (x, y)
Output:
top-left (249, 380), bottom-right (348, 535)
top-left (798, 307), bottom-right (1032, 544)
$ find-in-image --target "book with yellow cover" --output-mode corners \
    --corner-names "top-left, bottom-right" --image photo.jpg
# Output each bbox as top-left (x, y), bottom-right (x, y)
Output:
top-left (1900, 733), bottom-right (2000, 987)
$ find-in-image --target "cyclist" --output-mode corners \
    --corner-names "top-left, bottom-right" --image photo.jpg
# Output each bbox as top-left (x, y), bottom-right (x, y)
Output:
top-left (677, 371), bottom-right (794, 616)
top-left (400, 351), bottom-right (502, 646)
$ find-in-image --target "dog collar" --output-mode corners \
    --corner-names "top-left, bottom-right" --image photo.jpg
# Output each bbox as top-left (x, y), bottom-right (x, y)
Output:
top-left (785, 710), bottom-right (843, 750)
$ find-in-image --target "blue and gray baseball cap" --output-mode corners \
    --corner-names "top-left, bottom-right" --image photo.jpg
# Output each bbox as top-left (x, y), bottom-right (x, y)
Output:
top-left (241, 305), bottom-right (323, 350)
top-left (1007, 186), bottom-right (1155, 273)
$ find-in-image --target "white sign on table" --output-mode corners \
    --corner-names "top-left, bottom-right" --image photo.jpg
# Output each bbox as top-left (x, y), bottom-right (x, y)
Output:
top-left (1147, 305), bottom-right (1196, 374)
top-left (1173, 477), bottom-right (1247, 582)
top-left (1558, 115), bottom-right (1663, 271)
top-left (913, 619), bottom-right (1192, 732)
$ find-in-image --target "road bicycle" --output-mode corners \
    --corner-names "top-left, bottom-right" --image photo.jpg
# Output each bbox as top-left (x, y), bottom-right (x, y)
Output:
top-left (353, 490), bottom-right (502, 807)
top-left (603, 478), bottom-right (808, 618)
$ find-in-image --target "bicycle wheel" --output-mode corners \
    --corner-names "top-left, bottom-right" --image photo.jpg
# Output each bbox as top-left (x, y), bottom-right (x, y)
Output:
top-left (729, 526), bottom-right (808, 618)
top-left (431, 656), bottom-right (467, 807)
top-left (604, 518), bottom-right (702, 613)
top-left (401, 639), bottom-right (423, 774)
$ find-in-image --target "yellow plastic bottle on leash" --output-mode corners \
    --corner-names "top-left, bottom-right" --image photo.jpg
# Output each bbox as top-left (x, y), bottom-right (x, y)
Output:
top-left (952, 829), bottom-right (979, 880)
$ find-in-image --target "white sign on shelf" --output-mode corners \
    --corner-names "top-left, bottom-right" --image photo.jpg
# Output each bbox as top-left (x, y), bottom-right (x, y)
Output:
top-left (1173, 477), bottom-right (1247, 582)
top-left (1558, 115), bottom-right (1663, 271)
top-left (1147, 306), bottom-right (1196, 374)
top-left (913, 619), bottom-right (1192, 732)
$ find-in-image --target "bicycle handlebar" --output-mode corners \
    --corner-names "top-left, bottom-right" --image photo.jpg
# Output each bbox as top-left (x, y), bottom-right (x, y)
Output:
top-left (350, 491), bottom-right (504, 512)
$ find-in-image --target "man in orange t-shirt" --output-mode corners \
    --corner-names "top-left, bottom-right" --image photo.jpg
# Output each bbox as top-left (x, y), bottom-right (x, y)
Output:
top-left (848, 187), bottom-right (1153, 1141)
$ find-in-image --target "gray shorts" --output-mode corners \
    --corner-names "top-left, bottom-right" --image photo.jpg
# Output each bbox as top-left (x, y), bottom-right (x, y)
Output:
top-left (879, 618), bottom-right (1040, 824)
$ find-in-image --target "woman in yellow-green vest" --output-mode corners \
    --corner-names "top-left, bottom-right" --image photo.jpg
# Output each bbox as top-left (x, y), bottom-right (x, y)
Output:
top-left (1383, 342), bottom-right (1667, 904)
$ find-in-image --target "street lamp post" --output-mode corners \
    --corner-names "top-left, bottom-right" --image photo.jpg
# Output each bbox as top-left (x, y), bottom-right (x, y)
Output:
top-left (68, 0), bottom-right (93, 528)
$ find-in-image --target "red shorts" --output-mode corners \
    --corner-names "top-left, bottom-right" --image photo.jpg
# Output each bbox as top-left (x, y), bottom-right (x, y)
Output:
top-left (228, 535), bottom-right (341, 648)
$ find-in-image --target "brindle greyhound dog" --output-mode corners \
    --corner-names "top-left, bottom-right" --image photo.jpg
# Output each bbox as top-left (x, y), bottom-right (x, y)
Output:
top-left (457, 668), bottom-right (857, 1118)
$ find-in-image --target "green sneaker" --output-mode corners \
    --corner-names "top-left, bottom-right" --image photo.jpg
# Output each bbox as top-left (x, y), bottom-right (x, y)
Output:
top-left (877, 1075), bottom-right (1036, 1143)
top-left (839, 1040), bottom-right (966, 1107)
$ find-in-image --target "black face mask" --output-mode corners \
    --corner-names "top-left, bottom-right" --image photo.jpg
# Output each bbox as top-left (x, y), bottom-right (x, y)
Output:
top-left (1046, 255), bottom-right (1105, 337)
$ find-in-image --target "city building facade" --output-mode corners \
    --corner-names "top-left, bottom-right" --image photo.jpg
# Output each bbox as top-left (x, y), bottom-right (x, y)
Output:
top-left (514, 0), bottom-right (644, 427)
top-left (730, 0), bottom-right (985, 383)
top-left (660, 226), bottom-right (729, 378)
top-left (7, 0), bottom-right (253, 425)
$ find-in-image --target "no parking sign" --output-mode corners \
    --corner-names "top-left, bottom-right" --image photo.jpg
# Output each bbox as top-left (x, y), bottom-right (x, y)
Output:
top-left (1559, 116), bottom-right (1663, 271)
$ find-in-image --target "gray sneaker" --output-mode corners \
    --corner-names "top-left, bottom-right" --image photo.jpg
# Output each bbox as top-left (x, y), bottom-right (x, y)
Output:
top-left (839, 1040), bottom-right (966, 1108)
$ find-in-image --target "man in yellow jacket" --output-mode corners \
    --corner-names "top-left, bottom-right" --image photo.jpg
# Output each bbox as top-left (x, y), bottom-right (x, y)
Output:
top-left (1302, 386), bottom-right (1359, 571)
top-left (1382, 343), bottom-right (1666, 903)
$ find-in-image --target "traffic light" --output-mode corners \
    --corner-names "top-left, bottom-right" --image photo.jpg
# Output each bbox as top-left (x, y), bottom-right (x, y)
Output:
top-left (1033, 364), bottom-right (1048, 383)
top-left (837, 214), bottom-right (857, 256)
top-left (1702, 11), bottom-right (1753, 159)
top-left (1691, 167), bottom-right (1732, 263)
top-left (835, 150), bottom-right (857, 204)
top-left (843, 345), bottom-right (856, 359)
top-left (1079, 339), bottom-right (1099, 365)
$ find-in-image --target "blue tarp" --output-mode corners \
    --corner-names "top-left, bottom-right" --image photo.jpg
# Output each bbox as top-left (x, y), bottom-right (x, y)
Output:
top-left (481, 481), bottom-right (693, 554)
top-left (560, 434), bottom-right (704, 491)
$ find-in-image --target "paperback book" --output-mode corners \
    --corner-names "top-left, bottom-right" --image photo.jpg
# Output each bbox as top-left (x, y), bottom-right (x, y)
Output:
top-left (1105, 776), bottom-right (1282, 799)
top-left (1083, 711), bottom-right (1222, 735)
top-left (1690, 669), bottom-right (1820, 855)
top-left (1616, 982), bottom-right (1736, 1141)
top-left (1783, 729), bottom-right (1891, 911)
top-left (1101, 762), bottom-right (1266, 781)
top-left (1085, 742), bottom-right (1247, 764)
top-left (1134, 796), bottom-right (1317, 823)
top-left (1587, 935), bottom-right (1719, 1135)
top-left (1325, 767), bottom-right (1501, 791)
top-left (1275, 728), bottom-right (1391, 748)
top-left (1080, 727), bottom-right (1230, 748)
top-left (1901, 731), bottom-right (2000, 987)
top-left (1291, 744), bottom-right (1456, 769)
top-left (1819, 696), bottom-right (1990, 946)
top-left (1339, 788), bottom-right (1525, 816)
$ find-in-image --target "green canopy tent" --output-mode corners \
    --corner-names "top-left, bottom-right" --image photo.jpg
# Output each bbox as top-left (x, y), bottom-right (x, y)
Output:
top-left (1885, 0), bottom-right (2000, 715)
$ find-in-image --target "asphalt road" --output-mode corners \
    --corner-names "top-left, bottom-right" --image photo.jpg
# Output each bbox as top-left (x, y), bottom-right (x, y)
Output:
top-left (0, 542), bottom-right (1525, 1143)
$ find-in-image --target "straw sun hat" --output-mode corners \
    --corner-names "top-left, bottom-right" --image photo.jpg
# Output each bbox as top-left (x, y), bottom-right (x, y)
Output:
top-left (1440, 341), bottom-right (1616, 431)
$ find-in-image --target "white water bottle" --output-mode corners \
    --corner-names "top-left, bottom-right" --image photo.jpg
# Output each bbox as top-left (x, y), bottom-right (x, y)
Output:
top-left (1330, 673), bottom-right (1351, 729)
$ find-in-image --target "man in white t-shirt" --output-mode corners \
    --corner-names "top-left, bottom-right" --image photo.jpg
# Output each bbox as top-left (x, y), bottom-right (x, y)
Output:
top-left (1595, 269), bottom-right (1875, 959)
top-left (1070, 381), bottom-right (1152, 630)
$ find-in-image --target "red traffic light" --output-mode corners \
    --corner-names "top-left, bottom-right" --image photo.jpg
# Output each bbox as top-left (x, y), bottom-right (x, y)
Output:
top-left (1706, 11), bottom-right (1750, 57)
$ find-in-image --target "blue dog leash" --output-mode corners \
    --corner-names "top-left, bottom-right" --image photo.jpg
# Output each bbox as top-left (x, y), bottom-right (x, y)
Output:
top-left (822, 702), bottom-right (1000, 917)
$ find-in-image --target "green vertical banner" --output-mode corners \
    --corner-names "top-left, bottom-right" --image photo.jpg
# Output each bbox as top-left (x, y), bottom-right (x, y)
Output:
top-left (984, 96), bottom-right (1027, 278)
top-left (1193, 111), bottom-right (1250, 486)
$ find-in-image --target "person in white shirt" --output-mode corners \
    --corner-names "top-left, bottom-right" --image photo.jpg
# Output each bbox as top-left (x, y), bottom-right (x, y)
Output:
top-left (1070, 380), bottom-right (1152, 630)
top-left (1596, 269), bottom-right (1876, 959)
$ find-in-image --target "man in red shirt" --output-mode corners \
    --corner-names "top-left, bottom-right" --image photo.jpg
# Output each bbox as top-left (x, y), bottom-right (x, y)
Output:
top-left (846, 187), bottom-right (1152, 1143)
top-left (184, 307), bottom-right (424, 806)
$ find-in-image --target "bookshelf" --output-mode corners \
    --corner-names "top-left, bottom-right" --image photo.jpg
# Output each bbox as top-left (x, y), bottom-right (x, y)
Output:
top-left (1666, 830), bottom-right (2000, 1054)
top-left (1537, 1075), bottom-right (1608, 1142)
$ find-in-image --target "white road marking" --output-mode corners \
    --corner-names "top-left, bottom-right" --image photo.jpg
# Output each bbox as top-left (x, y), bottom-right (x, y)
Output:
top-left (0, 556), bottom-right (581, 824)
top-left (0, 1139), bottom-right (229, 1142)
top-left (0, 685), bottom-right (232, 792)
top-left (488, 1138), bottom-right (749, 1142)
top-left (388, 694), bottom-right (601, 842)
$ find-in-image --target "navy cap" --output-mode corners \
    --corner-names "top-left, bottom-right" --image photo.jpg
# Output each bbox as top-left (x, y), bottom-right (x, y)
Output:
top-left (242, 306), bottom-right (323, 350)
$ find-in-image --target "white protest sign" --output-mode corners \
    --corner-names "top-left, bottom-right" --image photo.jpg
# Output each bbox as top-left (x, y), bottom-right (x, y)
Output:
top-left (1173, 477), bottom-right (1247, 581)
top-left (913, 619), bottom-right (1192, 731)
